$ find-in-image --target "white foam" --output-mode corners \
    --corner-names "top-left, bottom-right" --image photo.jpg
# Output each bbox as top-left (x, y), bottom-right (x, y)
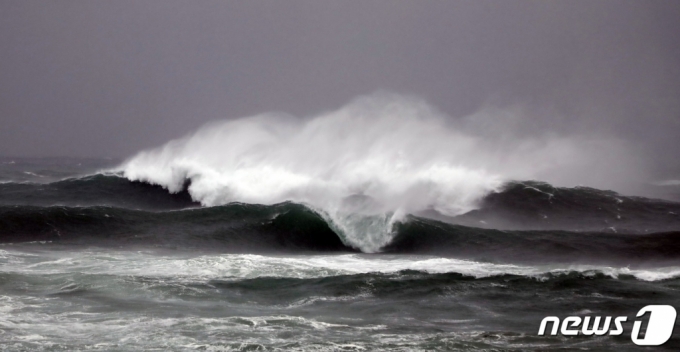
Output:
top-left (2, 250), bottom-right (678, 282)
top-left (0, 313), bottom-right (381, 351)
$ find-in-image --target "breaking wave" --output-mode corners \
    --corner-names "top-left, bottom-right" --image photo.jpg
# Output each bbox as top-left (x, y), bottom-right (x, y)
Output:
top-left (116, 93), bottom-right (643, 252)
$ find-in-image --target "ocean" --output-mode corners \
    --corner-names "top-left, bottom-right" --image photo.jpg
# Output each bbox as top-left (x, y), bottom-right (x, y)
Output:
top-left (1, 156), bottom-right (680, 351)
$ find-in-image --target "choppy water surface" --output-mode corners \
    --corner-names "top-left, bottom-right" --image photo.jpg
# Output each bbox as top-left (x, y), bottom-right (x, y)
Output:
top-left (3, 246), bottom-right (680, 351)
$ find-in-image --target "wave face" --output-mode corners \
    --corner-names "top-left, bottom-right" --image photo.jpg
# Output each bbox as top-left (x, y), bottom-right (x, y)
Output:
top-left (117, 93), bottom-right (643, 252)
top-left (0, 202), bottom-right (350, 252)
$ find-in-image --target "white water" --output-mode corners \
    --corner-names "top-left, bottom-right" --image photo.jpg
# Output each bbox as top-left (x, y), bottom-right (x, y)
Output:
top-left (118, 93), bottom-right (640, 252)
top-left (3, 249), bottom-right (677, 282)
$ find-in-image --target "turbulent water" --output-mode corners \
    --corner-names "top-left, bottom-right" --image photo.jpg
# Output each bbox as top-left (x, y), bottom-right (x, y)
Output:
top-left (1, 156), bottom-right (680, 351)
top-left (1, 97), bottom-right (680, 351)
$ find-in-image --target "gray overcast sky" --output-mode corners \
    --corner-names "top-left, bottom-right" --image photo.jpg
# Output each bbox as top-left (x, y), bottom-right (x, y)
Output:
top-left (1, 1), bottom-right (679, 177)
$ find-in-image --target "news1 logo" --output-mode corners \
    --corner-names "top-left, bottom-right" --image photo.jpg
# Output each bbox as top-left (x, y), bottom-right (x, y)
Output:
top-left (538, 305), bottom-right (677, 346)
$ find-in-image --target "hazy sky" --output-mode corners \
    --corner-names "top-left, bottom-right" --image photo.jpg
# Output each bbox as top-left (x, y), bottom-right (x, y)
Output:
top-left (1, 1), bottom-right (679, 178)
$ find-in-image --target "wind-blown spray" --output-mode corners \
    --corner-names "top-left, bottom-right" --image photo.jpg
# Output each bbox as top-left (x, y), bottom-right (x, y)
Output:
top-left (119, 93), bottom-right (640, 251)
